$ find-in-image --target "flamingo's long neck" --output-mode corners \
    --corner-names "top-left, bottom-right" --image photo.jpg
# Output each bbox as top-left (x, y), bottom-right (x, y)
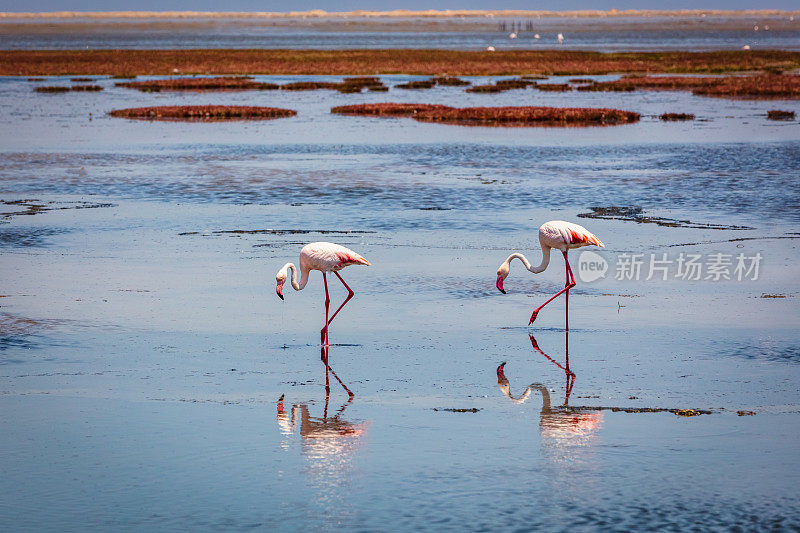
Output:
top-left (506, 244), bottom-right (551, 275)
top-left (283, 263), bottom-right (309, 291)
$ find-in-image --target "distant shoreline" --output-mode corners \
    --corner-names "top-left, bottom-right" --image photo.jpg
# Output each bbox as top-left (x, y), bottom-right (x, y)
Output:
top-left (2, 9), bottom-right (799, 20)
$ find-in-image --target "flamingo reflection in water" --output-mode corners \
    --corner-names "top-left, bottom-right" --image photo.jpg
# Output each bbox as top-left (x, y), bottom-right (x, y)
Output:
top-left (497, 333), bottom-right (602, 446)
top-left (277, 393), bottom-right (367, 448)
top-left (276, 392), bottom-right (368, 525)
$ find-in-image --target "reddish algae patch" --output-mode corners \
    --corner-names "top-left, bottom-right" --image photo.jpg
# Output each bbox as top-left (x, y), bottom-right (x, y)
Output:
top-left (331, 103), bottom-right (452, 116)
top-left (108, 105), bottom-right (297, 120)
top-left (413, 106), bottom-right (641, 126)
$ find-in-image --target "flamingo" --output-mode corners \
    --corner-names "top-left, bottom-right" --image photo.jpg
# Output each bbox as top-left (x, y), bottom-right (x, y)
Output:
top-left (276, 242), bottom-right (370, 395)
top-left (495, 220), bottom-right (604, 328)
top-left (557, 33), bottom-right (564, 44)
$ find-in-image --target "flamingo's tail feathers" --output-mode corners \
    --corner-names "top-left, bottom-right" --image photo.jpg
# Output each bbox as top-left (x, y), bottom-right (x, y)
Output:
top-left (590, 234), bottom-right (605, 248)
top-left (351, 254), bottom-right (371, 266)
top-left (570, 228), bottom-right (604, 248)
top-left (336, 252), bottom-right (371, 266)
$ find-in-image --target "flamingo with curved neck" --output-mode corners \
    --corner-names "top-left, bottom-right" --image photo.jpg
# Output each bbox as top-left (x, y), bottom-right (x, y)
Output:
top-left (276, 241), bottom-right (370, 397)
top-left (496, 220), bottom-right (604, 328)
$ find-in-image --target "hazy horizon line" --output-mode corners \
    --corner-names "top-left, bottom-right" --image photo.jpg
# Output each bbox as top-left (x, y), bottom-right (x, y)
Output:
top-left (2, 8), bottom-right (799, 19)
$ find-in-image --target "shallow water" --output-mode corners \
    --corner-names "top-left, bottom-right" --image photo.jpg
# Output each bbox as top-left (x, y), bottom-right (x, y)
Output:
top-left (2, 15), bottom-right (800, 51)
top-left (1, 74), bottom-right (800, 530)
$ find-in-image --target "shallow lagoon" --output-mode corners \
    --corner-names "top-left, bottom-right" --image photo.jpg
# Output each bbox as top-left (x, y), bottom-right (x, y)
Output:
top-left (1, 75), bottom-right (799, 530)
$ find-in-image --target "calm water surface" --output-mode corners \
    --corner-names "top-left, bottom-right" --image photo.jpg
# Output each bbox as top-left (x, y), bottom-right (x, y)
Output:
top-left (1, 74), bottom-right (799, 531)
top-left (2, 15), bottom-right (800, 51)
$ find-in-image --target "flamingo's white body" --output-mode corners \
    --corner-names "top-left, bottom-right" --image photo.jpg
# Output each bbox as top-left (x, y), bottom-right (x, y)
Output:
top-left (557, 33), bottom-right (565, 44)
top-left (276, 242), bottom-right (370, 295)
top-left (276, 242), bottom-right (370, 396)
top-left (496, 220), bottom-right (604, 327)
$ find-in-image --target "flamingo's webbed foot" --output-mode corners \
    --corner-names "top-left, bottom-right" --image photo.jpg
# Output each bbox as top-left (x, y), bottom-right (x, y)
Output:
top-left (528, 309), bottom-right (540, 325)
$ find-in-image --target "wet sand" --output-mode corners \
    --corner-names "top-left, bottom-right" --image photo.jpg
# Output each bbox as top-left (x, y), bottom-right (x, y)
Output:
top-left (1, 74), bottom-right (799, 530)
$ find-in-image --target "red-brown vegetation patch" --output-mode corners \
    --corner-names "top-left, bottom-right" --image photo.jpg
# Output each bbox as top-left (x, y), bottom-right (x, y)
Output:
top-left (466, 84), bottom-right (505, 93)
top-left (331, 103), bottom-right (451, 117)
top-left (343, 76), bottom-right (381, 84)
top-left (70, 77), bottom-right (94, 82)
top-left (495, 79), bottom-right (535, 89)
top-left (577, 82), bottom-right (636, 92)
top-left (280, 78), bottom-right (388, 93)
top-left (281, 81), bottom-right (341, 91)
top-left (692, 74), bottom-right (800, 99)
top-left (413, 106), bottom-right (640, 126)
top-left (467, 78), bottom-right (535, 93)
top-left (767, 109), bottom-right (795, 120)
top-left (431, 76), bottom-right (471, 86)
top-left (108, 105), bottom-right (297, 121)
top-left (117, 77), bottom-right (279, 92)
top-left (660, 113), bottom-right (695, 121)
top-left (27, 77), bottom-right (45, 81)
top-left (339, 77), bottom-right (388, 92)
top-left (569, 78), bottom-right (595, 83)
top-left (578, 75), bottom-right (719, 92)
top-left (395, 80), bottom-right (436, 89)
top-left (4, 50), bottom-right (800, 77)
top-left (536, 83), bottom-right (572, 92)
top-left (577, 74), bottom-right (800, 99)
top-left (34, 86), bottom-right (69, 93)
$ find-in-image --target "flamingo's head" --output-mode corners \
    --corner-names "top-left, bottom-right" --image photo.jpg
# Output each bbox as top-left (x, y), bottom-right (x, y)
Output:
top-left (275, 272), bottom-right (286, 300)
top-left (496, 263), bottom-right (510, 294)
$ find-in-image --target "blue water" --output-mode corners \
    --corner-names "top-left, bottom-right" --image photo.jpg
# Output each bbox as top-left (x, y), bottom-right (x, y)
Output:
top-left (1, 71), bottom-right (800, 530)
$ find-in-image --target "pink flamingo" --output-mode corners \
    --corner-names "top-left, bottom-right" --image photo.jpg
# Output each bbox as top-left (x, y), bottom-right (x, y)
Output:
top-left (495, 220), bottom-right (604, 328)
top-left (276, 242), bottom-right (370, 396)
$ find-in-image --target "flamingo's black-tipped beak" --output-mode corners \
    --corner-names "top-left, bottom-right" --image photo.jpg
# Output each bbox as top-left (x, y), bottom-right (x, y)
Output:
top-left (496, 275), bottom-right (506, 294)
top-left (496, 362), bottom-right (507, 380)
top-left (276, 281), bottom-right (284, 300)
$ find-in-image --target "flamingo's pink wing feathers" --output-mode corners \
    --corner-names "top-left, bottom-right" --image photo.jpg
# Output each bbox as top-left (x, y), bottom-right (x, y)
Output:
top-left (569, 228), bottom-right (605, 248)
top-left (335, 251), bottom-right (371, 266)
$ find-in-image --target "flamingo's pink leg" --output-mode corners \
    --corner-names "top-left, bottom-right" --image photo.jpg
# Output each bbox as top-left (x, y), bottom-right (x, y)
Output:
top-left (321, 271), bottom-right (331, 347)
top-left (325, 272), bottom-right (355, 330)
top-left (320, 272), bottom-right (355, 346)
top-left (529, 250), bottom-right (577, 325)
top-left (318, 272), bottom-right (356, 397)
top-left (565, 252), bottom-right (570, 332)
